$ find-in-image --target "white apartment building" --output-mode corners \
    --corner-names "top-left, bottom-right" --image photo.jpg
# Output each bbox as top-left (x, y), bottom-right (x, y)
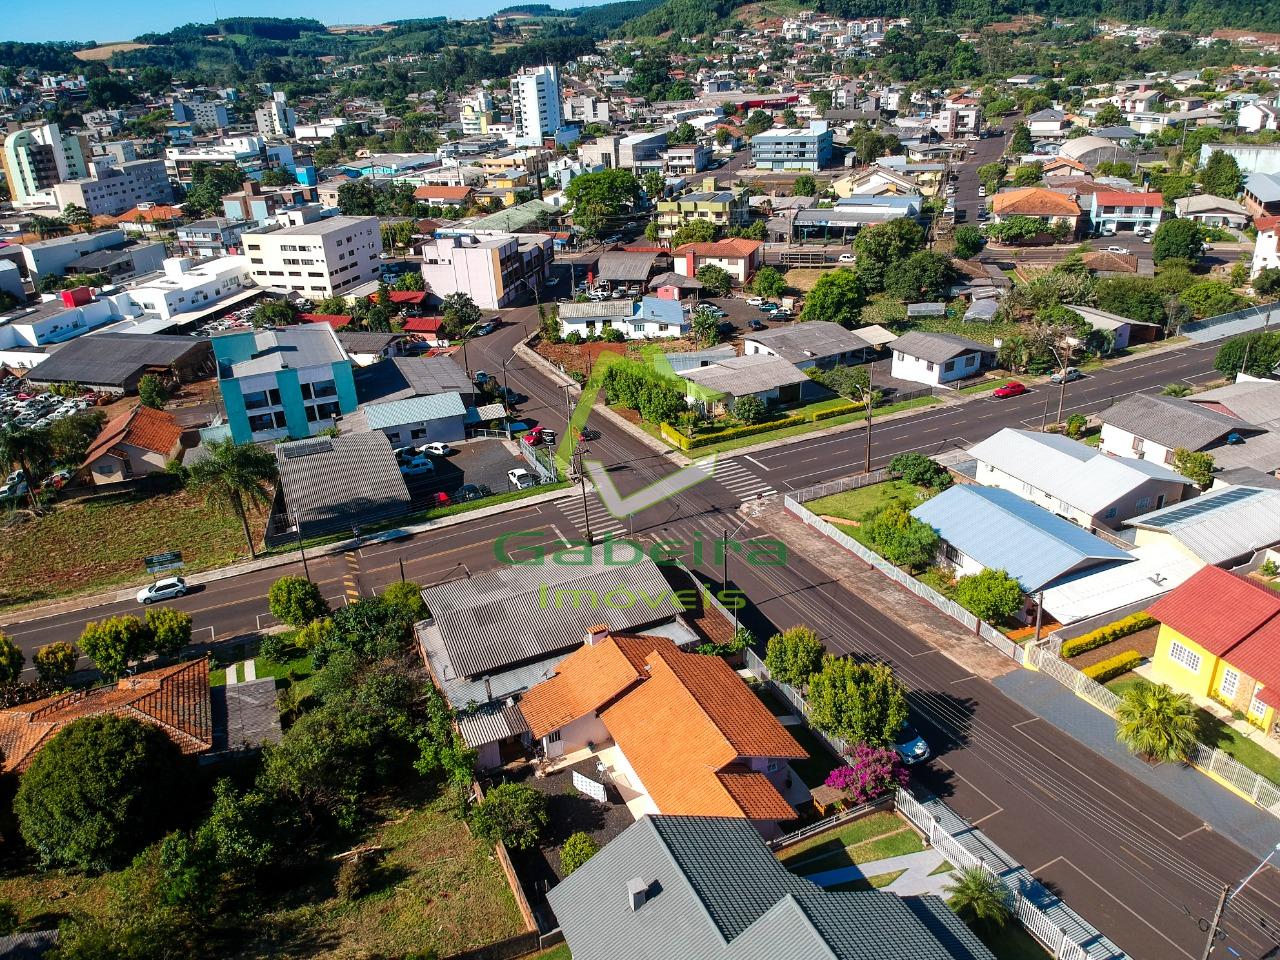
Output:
top-left (512, 65), bottom-right (563, 147)
top-left (53, 158), bottom-right (174, 218)
top-left (165, 137), bottom-right (295, 184)
top-left (460, 90), bottom-right (495, 136)
top-left (122, 256), bottom-right (252, 321)
top-left (1, 121), bottom-right (89, 205)
top-left (420, 231), bottom-right (552, 310)
top-left (244, 216), bottom-right (382, 297)
top-left (563, 95), bottom-right (609, 125)
top-left (255, 92), bottom-right (297, 138)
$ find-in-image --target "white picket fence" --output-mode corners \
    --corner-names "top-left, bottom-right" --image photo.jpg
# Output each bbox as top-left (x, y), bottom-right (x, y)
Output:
top-left (784, 494), bottom-right (1025, 664)
top-left (1024, 644), bottom-right (1280, 816)
top-left (789, 467), bottom-right (897, 503)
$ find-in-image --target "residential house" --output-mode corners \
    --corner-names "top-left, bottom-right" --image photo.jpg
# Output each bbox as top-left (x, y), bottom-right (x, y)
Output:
top-left (175, 218), bottom-right (252, 259)
top-left (672, 238), bottom-right (763, 286)
top-left (0, 659), bottom-right (212, 773)
top-left (335, 330), bottom-right (406, 367)
top-left (680, 354), bottom-right (814, 414)
top-left (1086, 191), bottom-right (1164, 234)
top-left (212, 324), bottom-right (357, 444)
top-left (911, 484), bottom-right (1134, 599)
top-left (989, 188), bottom-right (1082, 236)
top-left (80, 403), bottom-right (184, 485)
top-left (743, 320), bottom-right (873, 369)
top-left (655, 182), bottom-right (750, 240)
top-left (1147, 566), bottom-right (1280, 737)
top-left (1027, 108), bottom-right (1071, 139)
top-left (1065, 304), bottom-right (1162, 350)
top-left (1238, 102), bottom-right (1280, 134)
top-left (273, 432), bottom-right (410, 539)
top-left (1098, 392), bottom-right (1273, 475)
top-left (1243, 172), bottom-right (1280, 219)
top-left (968, 428), bottom-right (1189, 530)
top-left (595, 251), bottom-right (663, 294)
top-left (115, 204), bottom-right (184, 236)
top-left (832, 165), bottom-right (920, 199)
top-left (549, 814), bottom-right (996, 960)
top-left (889, 331), bottom-right (993, 386)
top-left (412, 185), bottom-right (476, 208)
top-left (1174, 194), bottom-right (1250, 228)
top-left (519, 630), bottom-right (806, 834)
top-left (663, 143), bottom-right (713, 177)
top-left (1127, 484), bottom-right (1280, 567)
top-left (558, 297), bottom-right (689, 340)
top-left (1253, 215), bottom-right (1279, 277)
top-left (791, 195), bottom-right (922, 244)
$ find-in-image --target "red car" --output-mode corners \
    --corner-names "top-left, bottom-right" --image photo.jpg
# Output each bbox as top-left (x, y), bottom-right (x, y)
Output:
top-left (993, 381), bottom-right (1027, 398)
top-left (521, 426), bottom-right (545, 446)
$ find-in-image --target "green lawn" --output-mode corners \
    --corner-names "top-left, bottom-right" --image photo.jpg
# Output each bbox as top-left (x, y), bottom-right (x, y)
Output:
top-left (808, 479), bottom-right (929, 523)
top-left (533, 946), bottom-right (572, 960)
top-left (954, 378), bottom-right (1006, 396)
top-left (976, 922), bottom-right (1052, 960)
top-left (1106, 676), bottom-right (1280, 785)
top-left (779, 811), bottom-right (925, 876)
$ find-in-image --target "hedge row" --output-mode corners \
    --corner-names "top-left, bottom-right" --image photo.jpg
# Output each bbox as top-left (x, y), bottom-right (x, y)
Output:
top-left (662, 415), bottom-right (799, 450)
top-left (1061, 612), bottom-right (1156, 659)
top-left (1083, 650), bottom-right (1144, 683)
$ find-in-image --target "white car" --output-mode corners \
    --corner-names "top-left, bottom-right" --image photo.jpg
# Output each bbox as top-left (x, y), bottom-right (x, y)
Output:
top-left (746, 296), bottom-right (764, 306)
top-left (837, 253), bottom-right (856, 264)
top-left (1105, 245), bottom-right (1131, 255)
top-left (508, 468), bottom-right (537, 489)
top-left (418, 442), bottom-right (455, 457)
top-left (400, 457), bottom-right (436, 476)
top-left (138, 577), bottom-right (187, 605)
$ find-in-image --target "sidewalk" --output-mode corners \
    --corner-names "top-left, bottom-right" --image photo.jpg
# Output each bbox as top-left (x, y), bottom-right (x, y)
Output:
top-left (992, 669), bottom-right (1280, 858)
top-left (805, 847), bottom-right (954, 896)
top-left (3, 484), bottom-right (577, 625)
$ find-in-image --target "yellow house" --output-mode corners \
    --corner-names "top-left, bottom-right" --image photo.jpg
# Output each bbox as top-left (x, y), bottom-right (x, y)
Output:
top-left (1147, 566), bottom-right (1280, 734)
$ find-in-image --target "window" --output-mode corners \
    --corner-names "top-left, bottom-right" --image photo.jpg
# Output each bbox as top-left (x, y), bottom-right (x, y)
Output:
top-left (545, 729), bottom-right (562, 744)
top-left (1132, 436), bottom-right (1144, 454)
top-left (1136, 497), bottom-right (1151, 511)
top-left (944, 360), bottom-right (956, 372)
top-left (926, 361), bottom-right (935, 372)
top-left (1250, 688), bottom-right (1267, 718)
top-left (766, 759), bottom-right (780, 773)
top-left (965, 354), bottom-right (977, 367)
top-left (1168, 640), bottom-right (1202, 673)
top-left (1220, 668), bottom-right (1240, 700)
top-left (1105, 506), bottom-right (1118, 519)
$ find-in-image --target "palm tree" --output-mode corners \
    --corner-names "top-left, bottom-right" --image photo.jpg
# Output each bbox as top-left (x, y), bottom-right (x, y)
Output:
top-left (0, 425), bottom-right (52, 509)
top-left (1161, 383), bottom-right (1193, 398)
top-left (946, 866), bottom-right (1011, 931)
top-left (1115, 681), bottom-right (1199, 763)
top-left (186, 438), bottom-right (278, 558)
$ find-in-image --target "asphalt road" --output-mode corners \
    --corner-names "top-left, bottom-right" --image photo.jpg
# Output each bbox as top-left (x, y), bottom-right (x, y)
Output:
top-left (4, 256), bottom-right (1276, 959)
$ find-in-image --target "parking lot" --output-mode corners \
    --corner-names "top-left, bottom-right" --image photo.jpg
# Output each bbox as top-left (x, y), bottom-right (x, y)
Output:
top-left (399, 436), bottom-right (537, 505)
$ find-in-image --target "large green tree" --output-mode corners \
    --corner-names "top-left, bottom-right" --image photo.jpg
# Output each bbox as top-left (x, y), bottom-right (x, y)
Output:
top-left (751, 266), bottom-right (786, 299)
top-left (186, 438), bottom-right (278, 558)
top-left (14, 715), bottom-right (182, 871)
top-left (1200, 149), bottom-right (1244, 198)
top-left (884, 250), bottom-right (952, 303)
top-left (799, 268), bottom-right (864, 326)
top-left (952, 569), bottom-right (1024, 623)
top-left (853, 219), bottom-right (925, 292)
top-left (1214, 332), bottom-right (1280, 378)
top-left (807, 657), bottom-right (908, 748)
top-left (78, 615), bottom-right (150, 679)
top-left (1152, 218), bottom-right (1204, 264)
top-left (471, 782), bottom-right (548, 850)
top-left (564, 169), bottom-right (641, 238)
top-left (1179, 280), bottom-right (1246, 319)
top-left (952, 224), bottom-right (984, 260)
top-left (268, 575), bottom-right (330, 627)
top-left (764, 626), bottom-right (825, 689)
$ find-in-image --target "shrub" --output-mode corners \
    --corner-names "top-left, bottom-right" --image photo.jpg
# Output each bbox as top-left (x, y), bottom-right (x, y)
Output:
top-left (824, 743), bottom-right (909, 803)
top-left (79, 615), bottom-right (149, 679)
top-left (145, 606), bottom-right (193, 656)
top-left (1261, 559), bottom-right (1279, 578)
top-left (471, 782), bottom-right (548, 850)
top-left (1060, 613), bottom-right (1156, 658)
top-left (336, 854), bottom-right (381, 900)
top-left (258, 630), bottom-right (301, 664)
top-left (889, 452), bottom-right (949, 488)
top-left (764, 626), bottom-right (824, 689)
top-left (268, 575), bottom-right (329, 627)
top-left (1065, 414), bottom-right (1087, 438)
top-left (952, 569), bottom-right (1023, 623)
top-left (33, 641), bottom-right (78, 687)
top-left (0, 632), bottom-right (23, 685)
top-left (559, 831), bottom-right (601, 874)
top-left (1084, 650), bottom-right (1144, 683)
top-left (382, 580), bottom-right (427, 621)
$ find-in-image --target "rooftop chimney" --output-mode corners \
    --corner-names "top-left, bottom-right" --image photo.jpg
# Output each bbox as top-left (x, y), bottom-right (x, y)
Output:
top-left (585, 625), bottom-right (610, 646)
top-left (627, 877), bottom-right (648, 912)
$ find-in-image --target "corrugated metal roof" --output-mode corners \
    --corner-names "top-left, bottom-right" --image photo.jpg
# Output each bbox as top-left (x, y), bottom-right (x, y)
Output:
top-left (890, 331), bottom-right (992, 364)
top-left (745, 320), bottom-right (870, 363)
top-left (456, 703), bottom-right (529, 748)
top-left (1128, 484), bottom-right (1280, 565)
top-left (422, 547), bottom-right (686, 680)
top-left (681, 355), bottom-right (810, 397)
top-left (364, 392), bottom-right (467, 430)
top-left (1041, 542), bottom-right (1203, 625)
top-left (1099, 392), bottom-right (1252, 450)
top-left (558, 300), bottom-right (635, 319)
top-left (912, 485), bottom-right (1133, 592)
top-left (275, 432), bottom-right (411, 535)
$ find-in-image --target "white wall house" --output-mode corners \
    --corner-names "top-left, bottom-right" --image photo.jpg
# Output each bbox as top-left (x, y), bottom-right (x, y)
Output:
top-left (889, 331), bottom-right (992, 386)
top-left (1254, 217), bottom-right (1280, 278)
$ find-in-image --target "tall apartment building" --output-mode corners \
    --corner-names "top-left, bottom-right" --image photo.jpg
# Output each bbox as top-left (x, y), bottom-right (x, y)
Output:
top-left (172, 98), bottom-right (232, 131)
top-left (2, 122), bottom-right (89, 204)
top-left (212, 324), bottom-right (357, 444)
top-left (420, 231), bottom-right (552, 309)
top-left (255, 92), bottom-right (297, 139)
top-left (750, 121), bottom-right (834, 172)
top-left (53, 158), bottom-right (175, 218)
top-left (244, 216), bottom-right (382, 297)
top-left (460, 90), bottom-right (495, 136)
top-left (511, 65), bottom-right (563, 148)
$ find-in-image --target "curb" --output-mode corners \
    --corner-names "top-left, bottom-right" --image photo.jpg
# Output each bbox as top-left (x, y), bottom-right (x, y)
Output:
top-left (2, 485), bottom-right (577, 626)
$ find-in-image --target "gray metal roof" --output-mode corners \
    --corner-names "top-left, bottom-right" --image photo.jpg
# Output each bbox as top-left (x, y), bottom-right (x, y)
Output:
top-left (275, 432), bottom-right (411, 536)
top-left (227, 326), bottom-right (347, 377)
top-left (354, 355), bottom-right (474, 404)
top-left (210, 677), bottom-right (283, 753)
top-left (336, 330), bottom-right (404, 353)
top-left (912, 485), bottom-right (1133, 592)
top-left (1098, 392), bottom-right (1253, 451)
top-left (969, 428), bottom-right (1188, 515)
top-left (1187, 380), bottom-right (1280, 429)
top-left (891, 331), bottom-right (993, 364)
top-left (421, 546), bottom-right (686, 680)
top-left (456, 702), bottom-right (530, 748)
top-left (548, 815), bottom-right (996, 960)
top-left (1127, 485), bottom-right (1280, 564)
top-left (558, 300), bottom-right (635, 319)
top-left (26, 333), bottom-right (211, 389)
top-left (1246, 172), bottom-right (1280, 204)
top-left (745, 320), bottom-right (870, 364)
top-left (681, 355), bottom-right (811, 397)
top-left (598, 251), bottom-right (659, 282)
top-left (364, 391), bottom-right (466, 430)
top-left (0, 931), bottom-right (58, 960)
top-left (664, 345), bottom-right (736, 373)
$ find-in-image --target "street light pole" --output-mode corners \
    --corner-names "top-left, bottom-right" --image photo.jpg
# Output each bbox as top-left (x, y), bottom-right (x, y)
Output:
top-left (294, 511), bottom-right (309, 581)
top-left (861, 366), bottom-right (875, 474)
top-left (501, 356), bottom-right (515, 439)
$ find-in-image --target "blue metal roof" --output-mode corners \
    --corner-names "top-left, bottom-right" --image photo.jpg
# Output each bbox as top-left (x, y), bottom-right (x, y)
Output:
top-left (911, 485), bottom-right (1132, 592)
top-left (364, 391), bottom-right (466, 430)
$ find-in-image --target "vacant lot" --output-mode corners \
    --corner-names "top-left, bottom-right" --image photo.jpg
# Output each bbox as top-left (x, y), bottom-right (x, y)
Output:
top-left (73, 42), bottom-right (151, 60)
top-left (0, 488), bottom-right (266, 607)
top-left (809, 479), bottom-right (928, 525)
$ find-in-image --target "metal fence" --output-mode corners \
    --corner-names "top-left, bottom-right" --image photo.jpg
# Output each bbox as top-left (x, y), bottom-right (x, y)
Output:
top-left (1024, 644), bottom-right (1280, 816)
top-left (1180, 299), bottom-right (1280, 343)
top-left (784, 495), bottom-right (1025, 664)
top-left (518, 440), bottom-right (558, 482)
top-left (744, 648), bottom-right (852, 758)
top-left (790, 467), bottom-right (897, 503)
top-left (767, 795), bottom-right (895, 851)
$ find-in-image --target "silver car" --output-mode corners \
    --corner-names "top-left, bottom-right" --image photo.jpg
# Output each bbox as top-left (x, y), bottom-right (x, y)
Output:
top-left (893, 722), bottom-right (931, 766)
top-left (137, 576), bottom-right (188, 605)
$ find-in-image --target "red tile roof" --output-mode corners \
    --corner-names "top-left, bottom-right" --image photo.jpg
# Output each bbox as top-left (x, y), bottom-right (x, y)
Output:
top-left (1257, 216), bottom-right (1280, 233)
top-left (115, 205), bottom-right (184, 224)
top-left (82, 403), bottom-right (183, 468)
top-left (0, 658), bottom-right (213, 773)
top-left (1148, 567), bottom-right (1280, 658)
top-left (413, 185), bottom-right (474, 202)
top-left (299, 312), bottom-right (354, 329)
top-left (402, 316), bottom-right (443, 333)
top-left (369, 290), bottom-right (428, 305)
top-left (991, 188), bottom-right (1082, 217)
top-left (675, 237), bottom-right (764, 259)
top-left (519, 634), bottom-right (659, 738)
top-left (1093, 191), bottom-right (1163, 207)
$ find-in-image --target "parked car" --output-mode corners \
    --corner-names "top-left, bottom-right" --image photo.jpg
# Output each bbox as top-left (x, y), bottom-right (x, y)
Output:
top-left (603, 234), bottom-right (622, 244)
top-left (474, 321), bottom-right (496, 336)
top-left (977, 185), bottom-right (987, 197)
top-left (1050, 367), bottom-right (1082, 385)
top-left (771, 307), bottom-right (793, 319)
top-left (0, 479), bottom-right (29, 500)
top-left (42, 469), bottom-right (72, 490)
top-left (758, 301), bottom-right (779, 312)
top-left (456, 483), bottom-right (493, 502)
top-left (419, 442), bottom-right (455, 457)
top-left (432, 492), bottom-right (451, 506)
top-left (400, 457), bottom-right (436, 476)
top-left (837, 253), bottom-right (856, 264)
top-left (578, 427), bottom-right (601, 442)
top-left (1104, 245), bottom-right (1131, 255)
top-left (522, 425), bottom-right (546, 446)
top-left (993, 381), bottom-right (1027, 398)
top-left (746, 296), bottom-right (764, 307)
top-left (137, 577), bottom-right (187, 605)
top-left (748, 318), bottom-right (766, 331)
top-left (508, 468), bottom-right (537, 489)
top-left (545, 275), bottom-right (560, 286)
top-left (893, 721), bottom-right (931, 765)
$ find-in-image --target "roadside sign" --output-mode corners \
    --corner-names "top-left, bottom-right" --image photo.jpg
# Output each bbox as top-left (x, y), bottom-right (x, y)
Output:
top-left (144, 551), bottom-right (184, 573)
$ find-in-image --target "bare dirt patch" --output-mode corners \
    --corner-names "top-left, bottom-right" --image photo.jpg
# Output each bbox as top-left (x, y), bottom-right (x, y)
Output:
top-left (74, 43), bottom-right (151, 61)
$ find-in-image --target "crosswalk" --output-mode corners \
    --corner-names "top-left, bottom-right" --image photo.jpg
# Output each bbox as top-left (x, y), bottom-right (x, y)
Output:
top-left (713, 458), bottom-right (777, 501)
top-left (560, 486), bottom-right (629, 540)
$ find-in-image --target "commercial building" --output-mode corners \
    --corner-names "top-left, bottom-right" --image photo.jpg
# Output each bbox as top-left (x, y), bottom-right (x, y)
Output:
top-left (175, 218), bottom-right (253, 259)
top-left (274, 432), bottom-right (411, 539)
top-left (13, 229), bottom-right (129, 284)
top-left (212, 324), bottom-right (358, 444)
top-left (750, 121), bottom-right (834, 172)
top-left (221, 179), bottom-right (321, 224)
top-left (24, 332), bottom-right (212, 395)
top-left (171, 98), bottom-right (231, 131)
top-left (123, 256), bottom-right (253, 322)
top-left (254, 92), bottom-right (296, 139)
top-left (420, 231), bottom-right (552, 309)
top-left (655, 181), bottom-right (750, 240)
top-left (2, 122), bottom-right (89, 204)
top-left (52, 158), bottom-right (174, 218)
top-left (511, 65), bottom-right (563, 147)
top-left (619, 131), bottom-right (669, 171)
top-left (164, 137), bottom-right (297, 184)
top-left (244, 216), bottom-right (382, 297)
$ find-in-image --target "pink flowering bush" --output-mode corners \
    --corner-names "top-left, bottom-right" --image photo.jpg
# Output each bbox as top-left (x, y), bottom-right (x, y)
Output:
top-left (823, 743), bottom-right (909, 803)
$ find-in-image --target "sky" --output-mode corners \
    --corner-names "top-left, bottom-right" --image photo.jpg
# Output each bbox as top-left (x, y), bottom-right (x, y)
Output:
top-left (9, 0), bottom-right (599, 43)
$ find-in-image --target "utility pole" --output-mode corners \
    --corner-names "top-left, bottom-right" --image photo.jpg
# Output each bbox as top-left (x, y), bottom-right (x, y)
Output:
top-left (501, 356), bottom-right (515, 439)
top-left (1200, 884), bottom-right (1228, 960)
top-left (294, 512), bottom-right (309, 581)
top-left (861, 366), bottom-right (875, 473)
top-left (577, 444), bottom-right (593, 545)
